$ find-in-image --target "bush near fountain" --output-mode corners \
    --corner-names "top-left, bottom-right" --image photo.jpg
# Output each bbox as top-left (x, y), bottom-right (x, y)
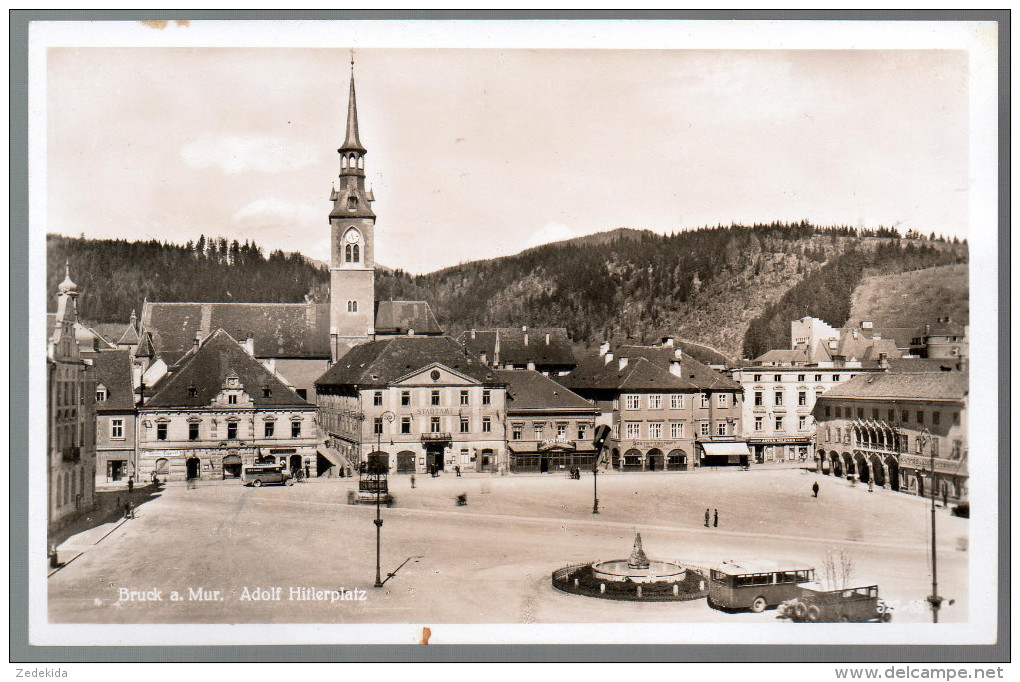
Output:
top-left (551, 533), bottom-right (708, 602)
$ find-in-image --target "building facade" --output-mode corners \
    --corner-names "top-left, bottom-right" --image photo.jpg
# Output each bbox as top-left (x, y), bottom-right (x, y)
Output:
top-left (47, 268), bottom-right (97, 534)
top-left (87, 349), bottom-right (137, 485)
top-left (316, 336), bottom-right (508, 474)
top-left (812, 371), bottom-right (968, 501)
top-left (136, 329), bottom-right (319, 482)
top-left (496, 369), bottom-right (601, 473)
top-left (563, 343), bottom-right (746, 470)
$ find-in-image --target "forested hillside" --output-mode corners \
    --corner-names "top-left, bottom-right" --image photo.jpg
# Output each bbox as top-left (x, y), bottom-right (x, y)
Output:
top-left (47, 234), bottom-right (329, 323)
top-left (50, 224), bottom-right (966, 360)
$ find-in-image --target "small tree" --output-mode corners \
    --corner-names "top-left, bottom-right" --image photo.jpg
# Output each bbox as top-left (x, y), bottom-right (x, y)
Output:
top-left (821, 548), bottom-right (856, 590)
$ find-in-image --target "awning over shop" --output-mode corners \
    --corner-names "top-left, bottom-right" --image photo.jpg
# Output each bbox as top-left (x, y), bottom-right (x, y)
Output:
top-left (700, 442), bottom-right (751, 457)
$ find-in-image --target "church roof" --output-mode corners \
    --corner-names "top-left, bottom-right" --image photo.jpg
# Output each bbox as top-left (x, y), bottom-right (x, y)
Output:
top-left (316, 336), bottom-right (503, 388)
top-left (140, 302), bottom-right (331, 365)
top-left (143, 329), bottom-right (310, 409)
top-left (83, 350), bottom-right (135, 412)
top-left (374, 300), bottom-right (444, 336)
top-left (340, 69), bottom-right (366, 153)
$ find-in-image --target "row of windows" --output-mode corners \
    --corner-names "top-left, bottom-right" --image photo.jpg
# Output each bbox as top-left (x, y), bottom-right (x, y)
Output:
top-left (753, 389), bottom-right (821, 407)
top-left (53, 466), bottom-right (86, 510)
top-left (374, 415), bottom-right (493, 435)
top-left (823, 404), bottom-right (959, 426)
top-left (149, 420), bottom-right (303, 441)
top-left (754, 415), bottom-right (810, 432)
top-left (621, 393), bottom-right (732, 410)
top-left (373, 389), bottom-right (493, 407)
top-left (56, 379), bottom-right (84, 407)
top-left (510, 422), bottom-right (589, 441)
top-left (751, 373), bottom-right (850, 383)
top-left (619, 421), bottom-right (730, 439)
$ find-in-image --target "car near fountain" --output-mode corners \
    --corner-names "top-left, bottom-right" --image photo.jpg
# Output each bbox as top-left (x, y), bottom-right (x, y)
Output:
top-left (777, 583), bottom-right (892, 623)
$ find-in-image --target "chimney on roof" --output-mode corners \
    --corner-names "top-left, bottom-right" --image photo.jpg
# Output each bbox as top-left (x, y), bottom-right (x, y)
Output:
top-left (527, 360), bottom-right (536, 371)
top-left (669, 358), bottom-right (682, 376)
top-left (524, 329), bottom-right (529, 346)
top-left (244, 334), bottom-right (255, 356)
top-left (408, 328), bottom-right (415, 337)
top-left (878, 352), bottom-right (889, 369)
top-left (480, 351), bottom-right (487, 366)
top-left (618, 357), bottom-right (629, 370)
top-left (674, 348), bottom-right (682, 359)
top-left (471, 329), bottom-right (476, 339)
top-left (862, 320), bottom-right (873, 330)
top-left (662, 336), bottom-right (675, 348)
top-left (925, 323), bottom-right (931, 334)
top-left (599, 341), bottom-right (610, 357)
top-left (193, 331), bottom-right (201, 352)
top-left (545, 332), bottom-right (550, 345)
top-left (129, 309), bottom-right (137, 331)
top-left (604, 350), bottom-right (614, 365)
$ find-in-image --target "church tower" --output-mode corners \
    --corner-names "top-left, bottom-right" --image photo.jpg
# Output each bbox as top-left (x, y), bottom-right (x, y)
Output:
top-left (329, 60), bottom-right (377, 361)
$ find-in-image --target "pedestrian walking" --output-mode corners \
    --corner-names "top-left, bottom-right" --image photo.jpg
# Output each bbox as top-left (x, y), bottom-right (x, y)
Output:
top-left (942, 486), bottom-right (948, 509)
top-left (713, 509), bottom-right (718, 528)
top-left (410, 474), bottom-right (416, 489)
top-left (127, 476), bottom-right (134, 494)
top-left (455, 465), bottom-right (461, 478)
top-left (124, 501), bottom-right (135, 519)
top-left (812, 481), bottom-right (819, 498)
top-left (704, 508), bottom-right (710, 528)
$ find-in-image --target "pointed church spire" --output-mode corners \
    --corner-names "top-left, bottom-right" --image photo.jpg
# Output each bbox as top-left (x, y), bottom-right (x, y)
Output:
top-left (340, 56), bottom-right (367, 154)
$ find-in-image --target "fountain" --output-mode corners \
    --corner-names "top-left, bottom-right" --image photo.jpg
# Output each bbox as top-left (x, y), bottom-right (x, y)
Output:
top-left (551, 533), bottom-right (704, 601)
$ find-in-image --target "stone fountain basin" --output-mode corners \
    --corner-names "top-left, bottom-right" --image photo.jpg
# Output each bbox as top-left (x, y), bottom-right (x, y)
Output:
top-left (591, 559), bottom-right (687, 584)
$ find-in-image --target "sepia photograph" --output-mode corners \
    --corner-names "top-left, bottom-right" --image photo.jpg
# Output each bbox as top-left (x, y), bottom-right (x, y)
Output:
top-left (22, 16), bottom-right (1002, 654)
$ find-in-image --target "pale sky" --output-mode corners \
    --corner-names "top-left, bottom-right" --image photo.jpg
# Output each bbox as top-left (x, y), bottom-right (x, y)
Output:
top-left (46, 47), bottom-right (969, 273)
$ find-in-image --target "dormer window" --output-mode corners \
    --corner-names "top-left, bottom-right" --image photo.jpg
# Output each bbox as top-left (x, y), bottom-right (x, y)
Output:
top-left (95, 385), bottom-right (107, 403)
top-left (262, 386), bottom-right (272, 398)
top-left (187, 385), bottom-right (197, 398)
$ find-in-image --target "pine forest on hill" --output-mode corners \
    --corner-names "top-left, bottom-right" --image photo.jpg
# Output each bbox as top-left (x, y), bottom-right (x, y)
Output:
top-left (49, 223), bottom-right (967, 360)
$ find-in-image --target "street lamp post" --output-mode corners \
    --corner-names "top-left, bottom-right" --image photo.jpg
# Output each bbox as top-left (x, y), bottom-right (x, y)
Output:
top-left (920, 427), bottom-right (943, 623)
top-left (373, 410), bottom-right (395, 589)
top-left (591, 424), bottom-right (611, 515)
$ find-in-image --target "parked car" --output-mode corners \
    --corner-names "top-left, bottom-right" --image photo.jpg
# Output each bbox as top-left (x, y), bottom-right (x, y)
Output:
top-left (242, 465), bottom-right (294, 487)
top-left (778, 582), bottom-right (891, 623)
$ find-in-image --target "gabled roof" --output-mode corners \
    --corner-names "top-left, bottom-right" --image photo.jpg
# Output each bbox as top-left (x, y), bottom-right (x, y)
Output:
top-left (496, 370), bottom-right (598, 413)
top-left (563, 347), bottom-right (741, 393)
top-left (83, 350), bottom-right (135, 412)
top-left (316, 336), bottom-right (503, 388)
top-left (90, 322), bottom-right (130, 347)
top-left (457, 328), bottom-right (577, 368)
top-left (135, 331), bottom-right (156, 359)
top-left (141, 302), bottom-right (331, 365)
top-left (142, 329), bottom-right (310, 409)
top-left (817, 371), bottom-right (968, 402)
top-left (374, 300), bottom-right (443, 336)
top-left (116, 323), bottom-right (140, 345)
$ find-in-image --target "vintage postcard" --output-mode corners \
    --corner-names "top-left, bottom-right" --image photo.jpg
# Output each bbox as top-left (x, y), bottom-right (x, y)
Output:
top-left (26, 18), bottom-right (1000, 649)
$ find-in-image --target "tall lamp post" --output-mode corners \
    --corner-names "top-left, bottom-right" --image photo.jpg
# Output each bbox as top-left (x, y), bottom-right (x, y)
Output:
top-left (373, 410), bottom-right (395, 588)
top-left (920, 427), bottom-right (943, 623)
top-left (591, 425), bottom-right (612, 515)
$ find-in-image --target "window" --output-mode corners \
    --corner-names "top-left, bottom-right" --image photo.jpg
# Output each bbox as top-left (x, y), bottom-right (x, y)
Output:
top-left (430, 417), bottom-right (441, 433)
top-left (534, 423), bottom-right (545, 438)
top-left (263, 387), bottom-right (272, 398)
top-left (754, 391), bottom-right (763, 407)
top-left (902, 410), bottom-right (910, 423)
top-left (577, 424), bottom-right (587, 440)
top-left (227, 422), bottom-right (238, 440)
top-left (512, 423), bottom-right (523, 440)
top-left (460, 390), bottom-right (469, 405)
top-left (401, 417), bottom-right (412, 434)
top-left (431, 390), bottom-right (440, 406)
top-left (291, 421), bottom-right (301, 438)
top-left (460, 417), bottom-right (470, 433)
top-left (700, 394), bottom-right (709, 408)
top-left (111, 419), bottom-right (124, 439)
top-left (187, 422), bottom-right (199, 440)
top-left (953, 412), bottom-right (960, 426)
top-left (670, 422), bottom-right (684, 439)
top-left (557, 423), bottom-right (567, 438)
top-left (754, 417), bottom-right (763, 432)
top-left (799, 416), bottom-right (807, 431)
top-left (648, 422), bottom-right (662, 439)
top-left (228, 394), bottom-right (238, 405)
top-left (856, 408), bottom-right (864, 419)
top-left (933, 411), bottom-right (940, 425)
top-left (916, 410), bottom-right (924, 424)
top-left (815, 374), bottom-right (822, 382)
top-left (753, 374), bottom-right (762, 382)
top-left (648, 395), bottom-right (662, 410)
top-left (373, 391), bottom-right (383, 406)
top-left (774, 391), bottom-right (783, 406)
top-left (401, 391), bottom-right (411, 406)
top-left (716, 422), bottom-right (727, 436)
top-left (374, 418), bottom-right (383, 435)
top-left (717, 393), bottom-right (727, 407)
top-left (482, 417), bottom-right (492, 433)
top-left (95, 387), bottom-right (106, 403)
top-left (775, 417), bottom-right (784, 431)
top-left (625, 395), bottom-right (640, 410)
top-left (798, 374), bottom-right (806, 382)
top-left (798, 391), bottom-right (807, 406)
top-left (824, 405), bottom-right (831, 417)
top-left (347, 300), bottom-right (358, 313)
top-left (670, 394), bottom-right (684, 409)
top-left (699, 422), bottom-right (710, 437)
top-left (833, 374), bottom-right (841, 382)
top-left (156, 423), bottom-right (167, 441)
top-left (264, 421), bottom-right (274, 438)
top-left (871, 408), bottom-right (879, 420)
top-left (625, 422), bottom-right (640, 439)
top-left (888, 409), bottom-right (895, 422)
top-left (482, 390), bottom-right (491, 406)
top-left (613, 423), bottom-right (619, 438)
top-left (612, 398), bottom-right (619, 410)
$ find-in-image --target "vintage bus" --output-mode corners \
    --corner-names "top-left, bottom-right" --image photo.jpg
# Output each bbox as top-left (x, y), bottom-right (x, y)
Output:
top-left (708, 560), bottom-right (816, 612)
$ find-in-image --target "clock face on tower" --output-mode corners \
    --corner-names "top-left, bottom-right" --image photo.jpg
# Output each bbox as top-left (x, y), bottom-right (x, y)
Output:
top-left (345, 229), bottom-right (361, 244)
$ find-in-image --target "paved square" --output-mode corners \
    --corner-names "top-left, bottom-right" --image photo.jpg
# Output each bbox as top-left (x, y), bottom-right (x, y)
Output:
top-left (48, 469), bottom-right (969, 626)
